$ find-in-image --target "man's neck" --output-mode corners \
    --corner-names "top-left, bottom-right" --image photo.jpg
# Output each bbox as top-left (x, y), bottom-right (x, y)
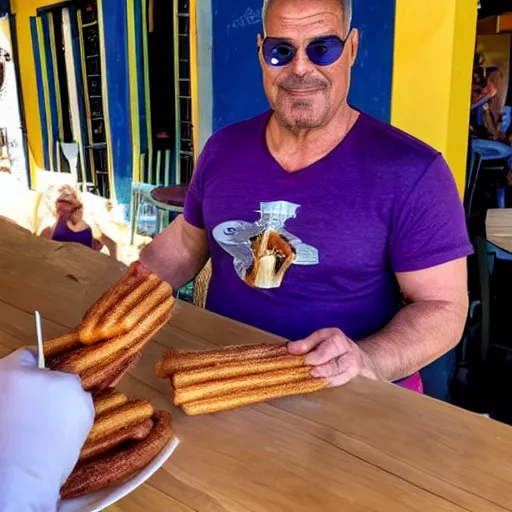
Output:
top-left (266, 104), bottom-right (360, 172)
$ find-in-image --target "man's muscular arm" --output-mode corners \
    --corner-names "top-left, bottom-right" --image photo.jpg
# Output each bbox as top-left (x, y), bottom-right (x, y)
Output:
top-left (139, 215), bottom-right (209, 291)
top-left (289, 258), bottom-right (469, 386)
top-left (357, 258), bottom-right (468, 381)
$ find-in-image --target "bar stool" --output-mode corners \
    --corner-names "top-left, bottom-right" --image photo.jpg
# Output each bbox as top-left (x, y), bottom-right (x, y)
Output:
top-left (130, 181), bottom-right (159, 244)
top-left (150, 184), bottom-right (188, 213)
top-left (131, 184), bottom-right (189, 245)
top-left (149, 184), bottom-right (188, 235)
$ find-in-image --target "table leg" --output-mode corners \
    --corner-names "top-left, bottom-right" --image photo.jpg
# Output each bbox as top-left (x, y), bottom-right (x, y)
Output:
top-left (130, 189), bottom-right (139, 246)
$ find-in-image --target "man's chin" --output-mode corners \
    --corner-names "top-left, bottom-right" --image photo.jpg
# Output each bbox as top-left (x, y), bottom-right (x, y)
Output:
top-left (273, 102), bottom-right (327, 129)
top-left (293, 120), bottom-right (322, 130)
top-left (278, 113), bottom-right (323, 130)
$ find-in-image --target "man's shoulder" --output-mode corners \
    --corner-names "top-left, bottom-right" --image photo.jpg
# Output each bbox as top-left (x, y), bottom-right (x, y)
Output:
top-left (357, 113), bottom-right (441, 165)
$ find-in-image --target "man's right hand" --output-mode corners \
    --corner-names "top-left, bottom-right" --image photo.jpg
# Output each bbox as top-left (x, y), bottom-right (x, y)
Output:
top-left (139, 215), bottom-right (209, 290)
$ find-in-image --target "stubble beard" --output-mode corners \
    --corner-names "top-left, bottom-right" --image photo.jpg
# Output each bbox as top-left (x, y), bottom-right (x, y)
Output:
top-left (273, 98), bottom-right (330, 131)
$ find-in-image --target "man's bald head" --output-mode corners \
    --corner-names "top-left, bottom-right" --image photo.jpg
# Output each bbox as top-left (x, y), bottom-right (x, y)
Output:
top-left (258, 0), bottom-right (359, 131)
top-left (262, 0), bottom-right (352, 34)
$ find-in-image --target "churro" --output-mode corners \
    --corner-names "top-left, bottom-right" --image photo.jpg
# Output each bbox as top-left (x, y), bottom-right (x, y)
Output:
top-left (79, 418), bottom-right (154, 462)
top-left (80, 348), bottom-right (142, 392)
top-left (51, 298), bottom-right (173, 375)
top-left (182, 378), bottom-right (329, 415)
top-left (45, 270), bottom-right (173, 393)
top-left (172, 355), bottom-right (306, 388)
top-left (78, 270), bottom-right (142, 344)
top-left (86, 399), bottom-right (154, 444)
top-left (173, 366), bottom-right (313, 406)
top-left (43, 331), bottom-right (80, 358)
top-left (156, 343), bottom-right (288, 377)
top-left (97, 279), bottom-right (172, 339)
top-left (95, 353), bottom-right (142, 392)
top-left (245, 231), bottom-right (296, 289)
top-left (78, 269), bottom-right (173, 345)
top-left (61, 411), bottom-right (174, 499)
top-left (93, 389), bottom-right (129, 416)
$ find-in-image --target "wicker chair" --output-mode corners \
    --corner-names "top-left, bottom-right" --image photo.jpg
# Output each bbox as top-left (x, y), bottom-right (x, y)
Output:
top-left (193, 260), bottom-right (212, 308)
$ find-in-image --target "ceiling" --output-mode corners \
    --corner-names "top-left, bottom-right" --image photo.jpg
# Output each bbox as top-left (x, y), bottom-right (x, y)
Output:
top-left (479, 0), bottom-right (512, 18)
top-left (0, 0), bottom-right (9, 17)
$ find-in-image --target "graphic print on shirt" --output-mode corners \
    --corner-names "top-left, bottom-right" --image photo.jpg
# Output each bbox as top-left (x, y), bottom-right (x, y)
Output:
top-left (212, 201), bottom-right (319, 289)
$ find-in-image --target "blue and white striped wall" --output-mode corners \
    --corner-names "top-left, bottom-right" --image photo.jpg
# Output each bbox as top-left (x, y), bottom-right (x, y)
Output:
top-left (24, 0), bottom-right (476, 208)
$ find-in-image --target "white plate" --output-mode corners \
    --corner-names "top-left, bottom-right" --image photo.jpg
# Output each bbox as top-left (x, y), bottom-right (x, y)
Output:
top-left (58, 436), bottom-right (180, 512)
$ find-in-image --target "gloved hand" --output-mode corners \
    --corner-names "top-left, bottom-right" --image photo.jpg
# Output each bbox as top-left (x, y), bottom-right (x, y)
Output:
top-left (0, 349), bottom-right (94, 511)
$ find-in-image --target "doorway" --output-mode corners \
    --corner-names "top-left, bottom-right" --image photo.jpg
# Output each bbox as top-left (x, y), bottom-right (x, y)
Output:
top-left (33, 0), bottom-right (110, 197)
top-left (0, 15), bottom-right (29, 186)
top-left (147, 0), bottom-right (194, 185)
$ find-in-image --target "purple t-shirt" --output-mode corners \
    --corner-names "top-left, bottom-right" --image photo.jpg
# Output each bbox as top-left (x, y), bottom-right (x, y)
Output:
top-left (185, 111), bottom-right (472, 391)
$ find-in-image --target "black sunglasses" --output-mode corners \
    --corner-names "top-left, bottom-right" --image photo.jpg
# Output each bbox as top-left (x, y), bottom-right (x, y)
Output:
top-left (261, 35), bottom-right (346, 67)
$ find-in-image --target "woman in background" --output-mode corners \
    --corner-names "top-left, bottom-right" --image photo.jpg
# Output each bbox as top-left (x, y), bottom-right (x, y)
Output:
top-left (41, 185), bottom-right (117, 258)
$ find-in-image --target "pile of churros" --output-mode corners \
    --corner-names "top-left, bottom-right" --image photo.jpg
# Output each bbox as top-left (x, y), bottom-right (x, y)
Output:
top-left (44, 263), bottom-right (174, 392)
top-left (38, 264), bottom-right (177, 501)
top-left (61, 389), bottom-right (174, 499)
top-left (156, 344), bottom-right (328, 415)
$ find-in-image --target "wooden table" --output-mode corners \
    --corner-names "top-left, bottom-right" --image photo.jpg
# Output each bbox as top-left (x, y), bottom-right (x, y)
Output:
top-left (486, 208), bottom-right (512, 253)
top-left (2, 220), bottom-right (512, 511)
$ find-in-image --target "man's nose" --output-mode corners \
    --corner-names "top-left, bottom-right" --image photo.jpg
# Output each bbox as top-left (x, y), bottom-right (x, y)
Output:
top-left (289, 49), bottom-right (315, 77)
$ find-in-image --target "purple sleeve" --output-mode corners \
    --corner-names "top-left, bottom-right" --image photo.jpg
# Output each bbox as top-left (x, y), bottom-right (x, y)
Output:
top-left (389, 154), bottom-right (473, 273)
top-left (184, 140), bottom-right (211, 229)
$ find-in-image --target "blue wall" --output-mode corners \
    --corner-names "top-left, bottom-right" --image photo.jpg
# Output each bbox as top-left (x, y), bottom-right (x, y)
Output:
top-left (350, 0), bottom-right (395, 122)
top-left (211, 0), bottom-right (396, 132)
top-left (100, 0), bottom-right (133, 206)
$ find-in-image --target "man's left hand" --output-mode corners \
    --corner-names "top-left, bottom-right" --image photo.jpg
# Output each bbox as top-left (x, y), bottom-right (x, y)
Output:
top-left (288, 328), bottom-right (380, 387)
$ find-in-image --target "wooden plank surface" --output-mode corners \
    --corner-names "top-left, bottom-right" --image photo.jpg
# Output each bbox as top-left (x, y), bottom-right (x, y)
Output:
top-left (1, 219), bottom-right (512, 511)
top-left (486, 208), bottom-right (512, 254)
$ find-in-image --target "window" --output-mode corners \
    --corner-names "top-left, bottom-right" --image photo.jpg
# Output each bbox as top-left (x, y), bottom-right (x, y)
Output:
top-left (35, 0), bottom-right (110, 197)
top-left (147, 0), bottom-right (194, 185)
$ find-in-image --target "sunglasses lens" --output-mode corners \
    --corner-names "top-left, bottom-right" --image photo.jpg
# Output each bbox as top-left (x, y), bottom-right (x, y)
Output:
top-left (307, 37), bottom-right (344, 66)
top-left (263, 39), bottom-right (295, 67)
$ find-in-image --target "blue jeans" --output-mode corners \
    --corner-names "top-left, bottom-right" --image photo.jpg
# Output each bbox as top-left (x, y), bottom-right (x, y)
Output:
top-left (420, 350), bottom-right (456, 402)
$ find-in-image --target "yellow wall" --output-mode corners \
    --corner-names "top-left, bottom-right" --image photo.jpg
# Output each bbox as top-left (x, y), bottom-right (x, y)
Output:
top-left (11, 0), bottom-right (56, 184)
top-left (392, 0), bottom-right (478, 195)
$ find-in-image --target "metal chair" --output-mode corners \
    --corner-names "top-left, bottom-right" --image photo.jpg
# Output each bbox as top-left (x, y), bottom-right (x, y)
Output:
top-left (464, 146), bottom-right (482, 220)
top-left (471, 236), bottom-right (512, 362)
top-left (130, 181), bottom-right (160, 244)
top-left (130, 150), bottom-right (185, 243)
top-left (471, 138), bottom-right (512, 209)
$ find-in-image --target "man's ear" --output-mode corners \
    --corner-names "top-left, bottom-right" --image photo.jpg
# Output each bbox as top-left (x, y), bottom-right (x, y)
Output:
top-left (348, 29), bottom-right (359, 67)
top-left (257, 33), bottom-right (264, 66)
